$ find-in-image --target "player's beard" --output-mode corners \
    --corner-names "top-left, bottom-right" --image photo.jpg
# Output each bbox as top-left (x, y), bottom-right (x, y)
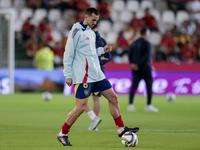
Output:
top-left (90, 24), bottom-right (95, 28)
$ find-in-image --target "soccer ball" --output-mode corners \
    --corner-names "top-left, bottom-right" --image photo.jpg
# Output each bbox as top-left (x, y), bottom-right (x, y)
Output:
top-left (121, 131), bottom-right (138, 147)
top-left (166, 92), bottom-right (176, 101)
top-left (42, 91), bottom-right (52, 101)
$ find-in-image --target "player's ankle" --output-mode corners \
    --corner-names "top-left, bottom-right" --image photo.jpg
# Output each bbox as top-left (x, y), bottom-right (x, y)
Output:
top-left (117, 127), bottom-right (125, 134)
top-left (58, 131), bottom-right (68, 136)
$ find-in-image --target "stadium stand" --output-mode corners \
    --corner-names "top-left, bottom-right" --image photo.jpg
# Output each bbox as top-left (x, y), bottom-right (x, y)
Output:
top-left (126, 0), bottom-right (140, 12)
top-left (0, 0), bottom-right (199, 68)
top-left (0, 0), bottom-right (12, 8)
top-left (33, 8), bottom-right (48, 22)
top-left (19, 8), bottom-right (33, 22)
top-left (162, 10), bottom-right (176, 24)
top-left (141, 0), bottom-right (154, 10)
top-left (112, 0), bottom-right (125, 12)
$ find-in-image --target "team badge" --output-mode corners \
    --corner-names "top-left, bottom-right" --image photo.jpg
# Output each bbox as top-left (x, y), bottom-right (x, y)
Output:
top-left (84, 89), bottom-right (88, 96)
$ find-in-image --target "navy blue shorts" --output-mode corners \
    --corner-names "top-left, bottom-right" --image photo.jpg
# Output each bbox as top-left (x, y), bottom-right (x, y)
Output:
top-left (74, 78), bottom-right (112, 99)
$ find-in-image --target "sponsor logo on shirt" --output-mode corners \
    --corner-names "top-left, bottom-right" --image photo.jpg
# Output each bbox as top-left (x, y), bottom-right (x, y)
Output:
top-left (85, 37), bottom-right (89, 40)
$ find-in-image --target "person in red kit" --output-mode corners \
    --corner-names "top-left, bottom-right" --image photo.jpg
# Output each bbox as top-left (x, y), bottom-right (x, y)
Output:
top-left (115, 30), bottom-right (129, 57)
top-left (97, 0), bottom-right (113, 23)
top-left (38, 17), bottom-right (53, 45)
top-left (160, 30), bottom-right (180, 61)
top-left (76, 0), bottom-right (91, 11)
top-left (182, 42), bottom-right (197, 63)
top-left (161, 30), bottom-right (177, 52)
top-left (129, 12), bottom-right (143, 31)
top-left (22, 17), bottom-right (34, 42)
top-left (142, 8), bottom-right (158, 32)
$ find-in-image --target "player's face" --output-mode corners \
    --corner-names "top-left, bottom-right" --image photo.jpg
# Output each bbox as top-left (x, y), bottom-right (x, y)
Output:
top-left (86, 13), bottom-right (99, 28)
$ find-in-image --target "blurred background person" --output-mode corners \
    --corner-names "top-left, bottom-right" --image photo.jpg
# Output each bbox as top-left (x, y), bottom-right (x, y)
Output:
top-left (22, 17), bottom-right (34, 43)
top-left (155, 45), bottom-right (168, 61)
top-left (160, 30), bottom-right (179, 62)
top-left (113, 30), bottom-right (129, 63)
top-left (97, 0), bottom-right (113, 23)
top-left (128, 28), bottom-right (158, 112)
top-left (34, 43), bottom-right (54, 70)
top-left (142, 8), bottom-right (159, 32)
top-left (129, 11), bottom-right (143, 31)
top-left (182, 41), bottom-right (197, 63)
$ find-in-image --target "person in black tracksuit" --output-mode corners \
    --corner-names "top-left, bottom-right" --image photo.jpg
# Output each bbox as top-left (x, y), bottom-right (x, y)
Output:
top-left (128, 28), bottom-right (158, 112)
top-left (85, 28), bottom-right (112, 130)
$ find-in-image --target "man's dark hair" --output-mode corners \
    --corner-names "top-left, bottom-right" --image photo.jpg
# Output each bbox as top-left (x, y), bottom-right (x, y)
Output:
top-left (85, 7), bottom-right (99, 16)
top-left (140, 28), bottom-right (148, 35)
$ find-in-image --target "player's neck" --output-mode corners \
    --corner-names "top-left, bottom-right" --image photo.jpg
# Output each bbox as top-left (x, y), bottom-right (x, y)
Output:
top-left (83, 20), bottom-right (88, 26)
top-left (140, 35), bottom-right (146, 39)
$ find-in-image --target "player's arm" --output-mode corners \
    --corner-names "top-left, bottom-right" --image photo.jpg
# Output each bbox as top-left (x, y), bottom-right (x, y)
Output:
top-left (96, 44), bottom-right (112, 56)
top-left (128, 42), bottom-right (135, 64)
top-left (100, 52), bottom-right (112, 65)
top-left (96, 47), bottom-right (105, 56)
top-left (129, 42), bottom-right (139, 71)
top-left (63, 28), bottom-right (79, 86)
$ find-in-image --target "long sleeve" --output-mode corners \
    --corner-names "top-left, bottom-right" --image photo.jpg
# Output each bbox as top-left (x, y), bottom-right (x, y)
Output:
top-left (100, 52), bottom-right (112, 66)
top-left (95, 31), bottom-right (106, 56)
top-left (63, 29), bottom-right (79, 78)
top-left (128, 43), bottom-right (135, 63)
top-left (96, 47), bottom-right (105, 56)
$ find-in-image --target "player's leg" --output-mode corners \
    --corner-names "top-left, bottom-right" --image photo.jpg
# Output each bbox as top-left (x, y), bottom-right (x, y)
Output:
top-left (85, 103), bottom-right (96, 121)
top-left (86, 90), bottom-right (102, 131)
top-left (101, 88), bottom-right (139, 137)
top-left (143, 70), bottom-right (158, 112)
top-left (85, 101), bottom-right (102, 131)
top-left (57, 83), bottom-right (93, 146)
top-left (93, 95), bottom-right (101, 116)
top-left (66, 97), bottom-right (89, 126)
top-left (86, 92), bottom-right (102, 131)
top-left (128, 71), bottom-right (142, 112)
top-left (101, 88), bottom-right (120, 118)
top-left (57, 97), bottom-right (88, 146)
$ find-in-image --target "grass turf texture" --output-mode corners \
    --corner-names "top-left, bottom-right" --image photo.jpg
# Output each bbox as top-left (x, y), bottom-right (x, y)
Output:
top-left (0, 93), bottom-right (200, 150)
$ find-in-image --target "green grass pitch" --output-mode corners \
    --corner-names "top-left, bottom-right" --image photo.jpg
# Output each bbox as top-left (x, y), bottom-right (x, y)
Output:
top-left (0, 93), bottom-right (200, 150)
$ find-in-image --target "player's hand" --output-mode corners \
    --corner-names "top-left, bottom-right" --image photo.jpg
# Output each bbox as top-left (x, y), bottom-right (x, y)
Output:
top-left (100, 56), bottom-right (108, 61)
top-left (66, 78), bottom-right (72, 87)
top-left (104, 44), bottom-right (112, 53)
top-left (131, 63), bottom-right (139, 71)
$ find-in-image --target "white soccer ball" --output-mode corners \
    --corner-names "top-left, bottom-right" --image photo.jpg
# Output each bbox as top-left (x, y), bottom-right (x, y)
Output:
top-left (121, 131), bottom-right (138, 147)
top-left (166, 92), bottom-right (176, 101)
top-left (42, 91), bottom-right (52, 101)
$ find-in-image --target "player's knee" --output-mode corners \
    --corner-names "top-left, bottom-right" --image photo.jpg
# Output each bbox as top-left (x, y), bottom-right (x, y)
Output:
top-left (79, 106), bottom-right (86, 113)
top-left (113, 93), bottom-right (118, 100)
top-left (110, 93), bottom-right (118, 104)
top-left (75, 103), bottom-right (87, 113)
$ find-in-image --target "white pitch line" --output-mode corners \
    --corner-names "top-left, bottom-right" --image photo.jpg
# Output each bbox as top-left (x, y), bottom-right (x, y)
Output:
top-left (0, 129), bottom-right (199, 132)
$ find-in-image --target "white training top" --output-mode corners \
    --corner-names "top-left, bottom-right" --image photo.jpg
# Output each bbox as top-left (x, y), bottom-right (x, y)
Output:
top-left (63, 21), bottom-right (106, 84)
